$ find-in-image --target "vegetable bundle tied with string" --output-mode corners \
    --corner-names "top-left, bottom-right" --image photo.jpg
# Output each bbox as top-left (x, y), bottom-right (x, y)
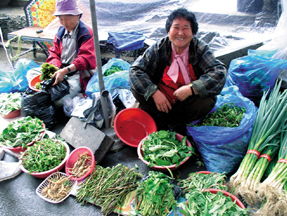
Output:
top-left (254, 120), bottom-right (287, 216)
top-left (227, 80), bottom-right (287, 198)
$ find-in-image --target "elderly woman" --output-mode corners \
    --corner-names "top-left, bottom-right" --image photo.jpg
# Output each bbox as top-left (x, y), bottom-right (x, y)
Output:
top-left (27, 0), bottom-right (96, 108)
top-left (129, 8), bottom-right (227, 135)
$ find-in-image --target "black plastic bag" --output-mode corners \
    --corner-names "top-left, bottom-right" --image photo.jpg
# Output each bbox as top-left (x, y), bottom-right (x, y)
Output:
top-left (41, 77), bottom-right (70, 101)
top-left (21, 88), bottom-right (57, 129)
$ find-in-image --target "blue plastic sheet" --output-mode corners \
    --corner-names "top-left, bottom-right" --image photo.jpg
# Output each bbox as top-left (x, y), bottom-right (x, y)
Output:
top-left (107, 31), bottom-right (145, 51)
top-left (0, 58), bottom-right (39, 93)
top-left (225, 49), bottom-right (287, 105)
top-left (85, 58), bottom-right (131, 98)
top-left (186, 86), bottom-right (258, 174)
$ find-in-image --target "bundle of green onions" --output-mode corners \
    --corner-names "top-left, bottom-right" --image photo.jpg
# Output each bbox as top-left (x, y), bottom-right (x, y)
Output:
top-left (227, 81), bottom-right (287, 197)
top-left (239, 142), bottom-right (279, 206)
top-left (255, 121), bottom-right (287, 216)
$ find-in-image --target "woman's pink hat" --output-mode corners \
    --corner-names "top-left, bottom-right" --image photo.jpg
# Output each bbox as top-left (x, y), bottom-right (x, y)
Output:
top-left (53, 0), bottom-right (83, 16)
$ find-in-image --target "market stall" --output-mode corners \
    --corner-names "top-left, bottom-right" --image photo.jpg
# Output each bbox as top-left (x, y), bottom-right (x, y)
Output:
top-left (2, 0), bottom-right (287, 215)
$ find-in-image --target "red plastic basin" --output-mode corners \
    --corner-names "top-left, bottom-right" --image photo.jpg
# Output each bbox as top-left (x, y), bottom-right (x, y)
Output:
top-left (29, 74), bottom-right (41, 92)
top-left (114, 108), bottom-right (157, 147)
top-left (203, 189), bottom-right (246, 209)
top-left (65, 146), bottom-right (95, 181)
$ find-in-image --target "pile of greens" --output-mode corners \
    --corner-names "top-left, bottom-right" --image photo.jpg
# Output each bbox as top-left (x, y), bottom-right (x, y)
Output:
top-left (0, 92), bottom-right (21, 116)
top-left (178, 190), bottom-right (249, 215)
top-left (178, 172), bottom-right (228, 194)
top-left (0, 116), bottom-right (45, 148)
top-left (35, 63), bottom-right (58, 89)
top-left (20, 138), bottom-right (66, 173)
top-left (76, 164), bottom-right (142, 215)
top-left (103, 65), bottom-right (123, 77)
top-left (192, 102), bottom-right (246, 127)
top-left (40, 63), bottom-right (58, 80)
top-left (135, 171), bottom-right (177, 216)
top-left (141, 130), bottom-right (194, 167)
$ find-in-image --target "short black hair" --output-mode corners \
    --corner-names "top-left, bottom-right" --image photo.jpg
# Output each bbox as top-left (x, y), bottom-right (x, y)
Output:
top-left (165, 8), bottom-right (198, 35)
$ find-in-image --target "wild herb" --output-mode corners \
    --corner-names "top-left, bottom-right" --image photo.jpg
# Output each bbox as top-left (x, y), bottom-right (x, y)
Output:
top-left (40, 63), bottom-right (58, 81)
top-left (142, 130), bottom-right (194, 167)
top-left (178, 190), bottom-right (249, 215)
top-left (0, 116), bottom-right (45, 148)
top-left (178, 172), bottom-right (228, 194)
top-left (192, 102), bottom-right (246, 127)
top-left (20, 138), bottom-right (66, 173)
top-left (0, 92), bottom-right (21, 116)
top-left (135, 171), bottom-right (177, 216)
top-left (76, 164), bottom-right (142, 216)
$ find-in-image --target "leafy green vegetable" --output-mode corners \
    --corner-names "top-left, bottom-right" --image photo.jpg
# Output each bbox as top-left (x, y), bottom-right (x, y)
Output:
top-left (178, 190), bottom-right (249, 216)
top-left (0, 92), bottom-right (21, 116)
top-left (135, 171), bottom-right (177, 216)
top-left (142, 130), bottom-right (194, 167)
top-left (0, 116), bottom-right (45, 148)
top-left (40, 63), bottom-right (58, 81)
top-left (103, 65), bottom-right (123, 77)
top-left (20, 138), bottom-right (66, 173)
top-left (178, 172), bottom-right (228, 194)
top-left (191, 102), bottom-right (246, 127)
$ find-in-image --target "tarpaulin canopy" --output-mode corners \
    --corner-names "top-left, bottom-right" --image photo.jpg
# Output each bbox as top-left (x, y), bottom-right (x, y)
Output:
top-left (42, 0), bottom-right (283, 54)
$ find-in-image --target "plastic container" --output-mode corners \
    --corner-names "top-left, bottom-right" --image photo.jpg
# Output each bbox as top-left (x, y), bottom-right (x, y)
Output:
top-left (203, 189), bottom-right (246, 209)
top-left (29, 74), bottom-right (41, 92)
top-left (137, 133), bottom-right (192, 171)
top-left (19, 141), bottom-right (70, 178)
top-left (65, 146), bottom-right (95, 181)
top-left (2, 109), bottom-right (21, 119)
top-left (36, 172), bottom-right (77, 204)
top-left (114, 108), bottom-right (157, 147)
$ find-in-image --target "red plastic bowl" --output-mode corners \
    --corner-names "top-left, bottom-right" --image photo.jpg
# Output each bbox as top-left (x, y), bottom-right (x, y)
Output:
top-left (29, 74), bottom-right (41, 92)
top-left (137, 133), bottom-right (192, 171)
top-left (0, 124), bottom-right (45, 153)
top-left (20, 141), bottom-right (70, 178)
top-left (65, 146), bottom-right (95, 181)
top-left (196, 171), bottom-right (212, 174)
top-left (203, 189), bottom-right (246, 209)
top-left (2, 109), bottom-right (21, 119)
top-left (114, 108), bottom-right (157, 147)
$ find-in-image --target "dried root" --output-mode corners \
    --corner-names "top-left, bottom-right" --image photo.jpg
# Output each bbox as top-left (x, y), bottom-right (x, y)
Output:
top-left (68, 151), bottom-right (92, 178)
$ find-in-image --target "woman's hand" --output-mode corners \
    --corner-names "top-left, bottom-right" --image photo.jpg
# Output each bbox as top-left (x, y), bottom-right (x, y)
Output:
top-left (173, 85), bottom-right (193, 101)
top-left (152, 90), bottom-right (172, 113)
top-left (52, 68), bottom-right (68, 86)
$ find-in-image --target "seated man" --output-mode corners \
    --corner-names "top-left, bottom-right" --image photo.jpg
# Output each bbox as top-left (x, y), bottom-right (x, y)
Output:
top-left (129, 8), bottom-right (227, 135)
top-left (27, 0), bottom-right (96, 108)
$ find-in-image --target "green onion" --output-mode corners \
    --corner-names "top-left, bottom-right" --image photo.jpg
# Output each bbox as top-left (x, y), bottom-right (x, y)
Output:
top-left (240, 142), bottom-right (279, 207)
top-left (227, 80), bottom-right (287, 197)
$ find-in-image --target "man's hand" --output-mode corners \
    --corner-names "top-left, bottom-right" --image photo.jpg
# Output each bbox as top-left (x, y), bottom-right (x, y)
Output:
top-left (152, 90), bottom-right (172, 113)
top-left (173, 85), bottom-right (193, 101)
top-left (52, 68), bottom-right (68, 86)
